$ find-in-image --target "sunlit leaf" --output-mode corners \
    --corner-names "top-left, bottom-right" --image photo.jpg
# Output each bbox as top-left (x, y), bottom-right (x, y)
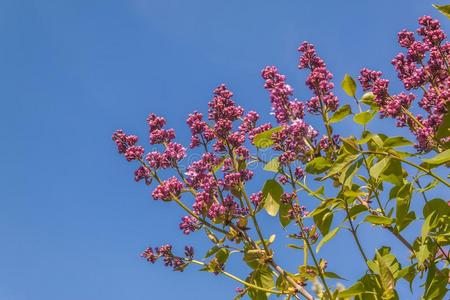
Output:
top-left (306, 156), bottom-right (332, 174)
top-left (396, 183), bottom-right (414, 232)
top-left (205, 246), bottom-right (220, 258)
top-left (253, 127), bottom-right (282, 148)
top-left (376, 251), bottom-right (395, 291)
top-left (316, 227), bottom-right (340, 253)
top-left (423, 264), bottom-right (449, 300)
top-left (423, 198), bottom-right (450, 218)
top-left (262, 179), bottom-right (283, 216)
top-left (422, 149), bottom-right (450, 168)
top-left (215, 248), bottom-right (230, 265)
top-left (370, 157), bottom-right (390, 179)
top-left (341, 74), bottom-right (357, 97)
top-left (433, 4), bottom-right (450, 19)
top-left (360, 92), bottom-right (377, 109)
top-left (383, 136), bottom-right (413, 148)
top-left (324, 271), bottom-right (346, 280)
top-left (353, 111), bottom-right (376, 125)
top-left (381, 158), bottom-right (404, 186)
top-left (339, 281), bottom-right (365, 297)
top-left (279, 201), bottom-right (292, 227)
top-left (314, 208), bottom-right (333, 235)
top-left (364, 215), bottom-right (394, 225)
top-left (330, 104), bottom-right (352, 123)
top-left (263, 157), bottom-right (280, 172)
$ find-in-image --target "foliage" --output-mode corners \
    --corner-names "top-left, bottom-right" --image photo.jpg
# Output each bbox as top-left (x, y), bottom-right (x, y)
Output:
top-left (112, 12), bottom-right (450, 300)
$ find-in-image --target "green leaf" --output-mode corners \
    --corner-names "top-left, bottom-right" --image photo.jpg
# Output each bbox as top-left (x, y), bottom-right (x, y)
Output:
top-left (215, 248), bottom-right (230, 265)
top-left (253, 266), bottom-right (275, 290)
top-left (322, 154), bottom-right (359, 181)
top-left (360, 92), bottom-right (378, 109)
top-left (353, 111), bottom-right (376, 125)
top-left (262, 179), bottom-right (283, 216)
top-left (339, 158), bottom-right (363, 188)
top-left (423, 264), bottom-right (449, 300)
top-left (316, 227), bottom-right (340, 253)
top-left (341, 136), bottom-right (359, 154)
top-left (253, 127), bottom-right (282, 148)
top-left (305, 156), bottom-right (332, 174)
top-left (376, 251), bottom-right (395, 291)
top-left (247, 289), bottom-right (267, 300)
top-left (381, 158), bottom-right (404, 186)
top-left (248, 266), bottom-right (274, 300)
top-left (421, 212), bottom-right (436, 240)
top-left (330, 104), bottom-right (352, 123)
top-left (370, 134), bottom-right (385, 148)
top-left (433, 4), bottom-right (450, 19)
top-left (397, 211), bottom-right (416, 232)
top-left (357, 131), bottom-right (374, 145)
top-left (308, 185), bottom-right (325, 198)
top-left (423, 198), bottom-right (450, 218)
top-left (243, 244), bottom-right (264, 269)
top-left (287, 244), bottom-right (303, 250)
top-left (339, 281), bottom-right (365, 297)
top-left (416, 243), bottom-right (430, 266)
top-left (341, 74), bottom-right (357, 97)
top-left (364, 215), bottom-right (394, 225)
top-left (314, 208), bottom-right (333, 235)
top-left (275, 273), bottom-right (290, 292)
top-left (279, 201), bottom-right (292, 228)
top-left (395, 183), bottom-right (414, 232)
top-left (324, 271), bottom-right (346, 280)
top-left (205, 246), bottom-right (220, 258)
top-left (263, 157), bottom-right (280, 173)
top-left (370, 157), bottom-right (390, 179)
top-left (397, 265), bottom-right (417, 292)
top-left (422, 149), bottom-right (450, 167)
top-left (347, 204), bottom-right (368, 220)
top-left (383, 136), bottom-right (413, 148)
top-left (382, 289), bottom-right (399, 300)
top-left (436, 105), bottom-right (450, 140)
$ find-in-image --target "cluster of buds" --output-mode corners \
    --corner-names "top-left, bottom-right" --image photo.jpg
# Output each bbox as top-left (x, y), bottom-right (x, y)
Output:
top-left (141, 245), bottom-right (194, 272)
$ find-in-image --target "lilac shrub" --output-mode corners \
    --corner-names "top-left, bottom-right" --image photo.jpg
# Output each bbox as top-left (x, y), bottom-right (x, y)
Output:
top-left (113, 15), bottom-right (450, 300)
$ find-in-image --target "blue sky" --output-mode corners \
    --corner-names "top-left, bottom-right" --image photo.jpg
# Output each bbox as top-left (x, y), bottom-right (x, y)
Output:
top-left (0, 1), bottom-right (448, 299)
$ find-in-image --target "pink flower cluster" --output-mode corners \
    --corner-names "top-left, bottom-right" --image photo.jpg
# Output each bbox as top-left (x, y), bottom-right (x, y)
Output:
top-left (298, 42), bottom-right (339, 113)
top-left (145, 142), bottom-right (186, 170)
top-left (179, 216), bottom-right (200, 235)
top-left (261, 66), bottom-right (304, 123)
top-left (359, 16), bottom-right (449, 151)
top-left (152, 176), bottom-right (184, 201)
top-left (112, 130), bottom-right (144, 161)
top-left (272, 120), bottom-right (318, 165)
top-left (147, 113), bottom-right (176, 145)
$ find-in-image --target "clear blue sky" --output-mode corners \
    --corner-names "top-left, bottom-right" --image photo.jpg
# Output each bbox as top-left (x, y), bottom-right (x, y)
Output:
top-left (0, 1), bottom-right (448, 299)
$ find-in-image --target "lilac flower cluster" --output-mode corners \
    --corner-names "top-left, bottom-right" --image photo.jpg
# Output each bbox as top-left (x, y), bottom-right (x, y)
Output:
top-left (151, 176), bottom-right (184, 201)
top-left (359, 16), bottom-right (449, 151)
top-left (261, 66), bottom-right (304, 123)
top-left (114, 84), bottom-right (264, 235)
top-left (298, 42), bottom-right (339, 113)
top-left (141, 245), bottom-right (194, 272)
top-left (272, 120), bottom-right (318, 165)
top-left (112, 130), bottom-right (144, 161)
top-left (179, 216), bottom-right (200, 235)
